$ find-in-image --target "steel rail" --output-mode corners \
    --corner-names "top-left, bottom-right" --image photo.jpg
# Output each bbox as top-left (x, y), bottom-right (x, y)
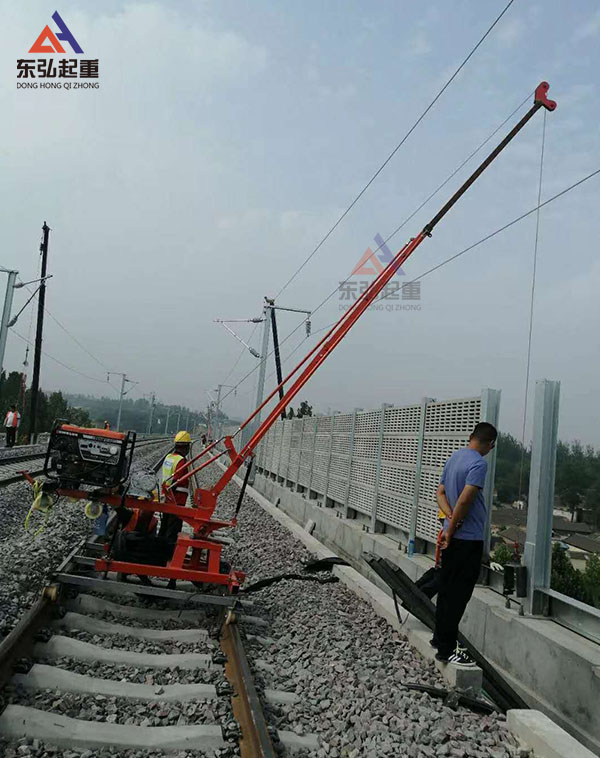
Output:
top-left (221, 614), bottom-right (277, 758)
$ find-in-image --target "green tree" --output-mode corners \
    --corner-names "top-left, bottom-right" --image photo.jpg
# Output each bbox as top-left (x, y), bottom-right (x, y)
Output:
top-left (491, 543), bottom-right (513, 567)
top-left (582, 554), bottom-right (600, 609)
top-left (551, 542), bottom-right (585, 602)
top-left (296, 401), bottom-right (312, 418)
top-left (494, 432), bottom-right (529, 504)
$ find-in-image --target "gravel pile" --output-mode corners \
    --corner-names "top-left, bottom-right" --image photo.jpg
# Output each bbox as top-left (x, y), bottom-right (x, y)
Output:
top-left (199, 463), bottom-right (519, 758)
top-left (30, 658), bottom-right (226, 687)
top-left (5, 687), bottom-right (229, 727)
top-left (0, 444), bottom-right (45, 461)
top-left (0, 443), bottom-right (171, 641)
top-left (54, 628), bottom-right (214, 655)
top-left (0, 738), bottom-right (212, 758)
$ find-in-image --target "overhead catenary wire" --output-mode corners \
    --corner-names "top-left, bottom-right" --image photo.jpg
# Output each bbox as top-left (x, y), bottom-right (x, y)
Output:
top-left (11, 328), bottom-right (116, 386)
top-left (274, 0), bottom-right (517, 299)
top-left (518, 109), bottom-right (547, 501)
top-left (220, 166), bottom-right (600, 406)
top-left (220, 91), bottom-right (534, 402)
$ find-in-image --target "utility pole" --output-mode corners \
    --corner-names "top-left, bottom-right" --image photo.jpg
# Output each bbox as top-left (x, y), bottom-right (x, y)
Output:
top-left (27, 222), bottom-right (50, 443)
top-left (108, 372), bottom-right (137, 432)
top-left (253, 301), bottom-right (271, 437)
top-left (165, 406), bottom-right (171, 435)
top-left (0, 270), bottom-right (18, 381)
top-left (213, 384), bottom-right (234, 438)
top-left (176, 407), bottom-right (181, 431)
top-left (146, 392), bottom-right (156, 435)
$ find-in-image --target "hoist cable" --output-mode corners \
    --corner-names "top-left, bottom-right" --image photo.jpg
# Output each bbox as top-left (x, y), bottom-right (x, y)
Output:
top-left (518, 109), bottom-right (547, 501)
top-left (222, 166), bottom-right (600, 407)
top-left (274, 0), bottom-right (517, 299)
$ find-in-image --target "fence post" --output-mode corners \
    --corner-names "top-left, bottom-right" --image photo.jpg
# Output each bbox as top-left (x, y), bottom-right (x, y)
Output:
top-left (371, 403), bottom-right (391, 533)
top-left (323, 415), bottom-right (335, 504)
top-left (296, 417), bottom-right (306, 487)
top-left (277, 420), bottom-right (287, 481)
top-left (308, 418), bottom-right (318, 497)
top-left (480, 388), bottom-right (502, 556)
top-left (524, 379), bottom-right (560, 614)
top-left (408, 397), bottom-right (433, 555)
top-left (344, 408), bottom-right (358, 517)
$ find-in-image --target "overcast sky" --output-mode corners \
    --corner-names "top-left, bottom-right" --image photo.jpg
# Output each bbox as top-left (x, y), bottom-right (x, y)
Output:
top-left (2, 1), bottom-right (600, 445)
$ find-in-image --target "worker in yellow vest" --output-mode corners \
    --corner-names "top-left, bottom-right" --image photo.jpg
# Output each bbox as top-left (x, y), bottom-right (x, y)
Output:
top-left (158, 430), bottom-right (191, 532)
top-left (158, 431), bottom-right (191, 589)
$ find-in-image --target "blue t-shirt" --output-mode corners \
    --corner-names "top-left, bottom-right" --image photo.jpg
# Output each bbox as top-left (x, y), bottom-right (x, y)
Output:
top-left (440, 448), bottom-right (488, 541)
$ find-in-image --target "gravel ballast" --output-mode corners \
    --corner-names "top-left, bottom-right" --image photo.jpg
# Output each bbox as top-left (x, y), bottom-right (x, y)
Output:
top-left (1, 443), bottom-right (520, 758)
top-left (197, 462), bottom-right (520, 758)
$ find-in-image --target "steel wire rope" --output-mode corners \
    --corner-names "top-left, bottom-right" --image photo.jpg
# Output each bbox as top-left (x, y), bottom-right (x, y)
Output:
top-left (214, 91), bottom-right (539, 405)
top-left (274, 0), bottom-right (517, 299)
top-left (220, 166), bottom-right (600, 409)
top-left (11, 328), bottom-right (116, 385)
top-left (518, 109), bottom-right (547, 501)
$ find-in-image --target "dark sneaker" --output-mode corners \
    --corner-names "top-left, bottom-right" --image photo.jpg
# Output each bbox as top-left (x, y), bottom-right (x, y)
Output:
top-left (435, 651), bottom-right (450, 663)
top-left (447, 645), bottom-right (476, 668)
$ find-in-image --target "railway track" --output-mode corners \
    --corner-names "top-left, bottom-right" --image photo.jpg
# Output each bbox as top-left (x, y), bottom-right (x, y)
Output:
top-left (0, 437), bottom-right (172, 488)
top-left (0, 438), bottom-right (318, 757)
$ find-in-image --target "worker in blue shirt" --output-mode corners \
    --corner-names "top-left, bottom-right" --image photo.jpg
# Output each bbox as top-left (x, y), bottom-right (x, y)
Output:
top-left (433, 422), bottom-right (497, 667)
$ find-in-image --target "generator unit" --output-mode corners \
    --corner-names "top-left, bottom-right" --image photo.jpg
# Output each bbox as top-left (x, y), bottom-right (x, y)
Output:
top-left (44, 423), bottom-right (136, 488)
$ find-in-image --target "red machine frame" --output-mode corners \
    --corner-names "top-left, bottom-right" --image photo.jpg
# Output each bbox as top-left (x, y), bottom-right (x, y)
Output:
top-left (32, 83), bottom-right (556, 593)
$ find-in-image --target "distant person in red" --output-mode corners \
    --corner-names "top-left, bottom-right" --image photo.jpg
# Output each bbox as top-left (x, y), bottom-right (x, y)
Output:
top-left (103, 420), bottom-right (110, 430)
top-left (4, 405), bottom-right (20, 448)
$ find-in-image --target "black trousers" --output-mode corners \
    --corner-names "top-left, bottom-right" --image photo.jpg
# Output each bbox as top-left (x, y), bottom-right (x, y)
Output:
top-left (434, 538), bottom-right (483, 657)
top-left (5, 427), bottom-right (16, 447)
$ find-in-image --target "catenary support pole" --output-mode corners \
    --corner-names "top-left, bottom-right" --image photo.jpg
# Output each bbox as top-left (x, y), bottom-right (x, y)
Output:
top-left (269, 306), bottom-right (286, 419)
top-left (27, 223), bottom-right (50, 443)
top-left (0, 271), bottom-right (18, 382)
top-left (523, 379), bottom-right (560, 614)
top-left (116, 374), bottom-right (126, 432)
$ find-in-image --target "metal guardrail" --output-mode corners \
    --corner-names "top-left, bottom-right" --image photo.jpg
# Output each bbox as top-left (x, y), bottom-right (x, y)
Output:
top-left (536, 588), bottom-right (600, 646)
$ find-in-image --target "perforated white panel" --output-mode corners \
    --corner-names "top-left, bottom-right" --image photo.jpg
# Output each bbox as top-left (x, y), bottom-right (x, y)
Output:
top-left (353, 436), bottom-right (378, 460)
top-left (421, 436), bottom-right (468, 469)
top-left (313, 451), bottom-right (329, 473)
top-left (311, 471), bottom-right (327, 494)
top-left (329, 454), bottom-right (350, 479)
top-left (418, 469), bottom-right (440, 504)
top-left (348, 484), bottom-right (374, 515)
top-left (383, 405), bottom-right (421, 434)
top-left (379, 464), bottom-right (415, 498)
top-left (381, 437), bottom-right (418, 464)
top-left (333, 413), bottom-right (353, 433)
top-left (315, 432), bottom-right (330, 452)
top-left (332, 434), bottom-right (351, 456)
top-left (355, 411), bottom-right (381, 435)
top-left (416, 501), bottom-right (440, 542)
top-left (254, 393), bottom-right (492, 548)
top-left (327, 477), bottom-right (347, 502)
top-left (303, 417), bottom-right (317, 433)
top-left (377, 492), bottom-right (412, 531)
top-left (425, 397), bottom-right (481, 434)
top-left (350, 459), bottom-right (377, 487)
top-left (317, 416), bottom-right (333, 431)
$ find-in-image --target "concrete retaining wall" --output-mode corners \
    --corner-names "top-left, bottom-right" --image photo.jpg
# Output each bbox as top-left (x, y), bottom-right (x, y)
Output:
top-left (252, 472), bottom-right (600, 756)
